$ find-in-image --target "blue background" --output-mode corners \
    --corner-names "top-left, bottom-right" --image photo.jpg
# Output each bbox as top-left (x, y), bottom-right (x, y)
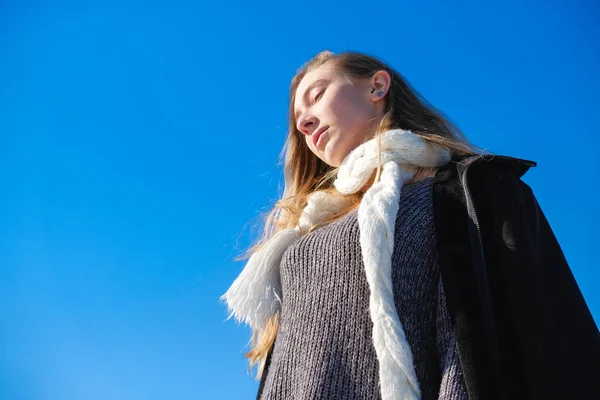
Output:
top-left (1, 1), bottom-right (598, 399)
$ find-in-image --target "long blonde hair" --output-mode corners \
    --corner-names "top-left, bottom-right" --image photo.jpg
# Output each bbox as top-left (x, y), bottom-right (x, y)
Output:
top-left (241, 50), bottom-right (478, 379)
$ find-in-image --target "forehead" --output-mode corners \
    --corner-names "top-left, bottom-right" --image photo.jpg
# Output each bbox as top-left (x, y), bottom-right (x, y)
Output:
top-left (294, 64), bottom-right (341, 107)
top-left (296, 64), bottom-right (339, 93)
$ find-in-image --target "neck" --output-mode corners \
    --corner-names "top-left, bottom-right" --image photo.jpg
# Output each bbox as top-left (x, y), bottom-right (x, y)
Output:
top-left (405, 167), bottom-right (438, 183)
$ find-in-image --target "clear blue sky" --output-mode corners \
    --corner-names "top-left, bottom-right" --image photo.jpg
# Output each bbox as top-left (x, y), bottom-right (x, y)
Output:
top-left (1, 1), bottom-right (598, 399)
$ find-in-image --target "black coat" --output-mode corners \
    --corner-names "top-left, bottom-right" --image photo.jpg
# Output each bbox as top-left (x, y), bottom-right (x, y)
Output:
top-left (434, 154), bottom-right (599, 399)
top-left (257, 154), bottom-right (599, 399)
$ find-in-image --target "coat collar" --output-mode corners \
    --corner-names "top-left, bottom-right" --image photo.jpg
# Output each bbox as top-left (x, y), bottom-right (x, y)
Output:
top-left (452, 153), bottom-right (537, 179)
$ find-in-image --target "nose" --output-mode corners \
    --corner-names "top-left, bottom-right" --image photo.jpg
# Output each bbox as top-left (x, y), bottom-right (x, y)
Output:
top-left (296, 114), bottom-right (318, 136)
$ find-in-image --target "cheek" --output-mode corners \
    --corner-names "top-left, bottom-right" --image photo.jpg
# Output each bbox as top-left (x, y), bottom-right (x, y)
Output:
top-left (304, 134), bottom-right (320, 158)
top-left (330, 88), bottom-right (372, 129)
top-left (304, 135), bottom-right (315, 153)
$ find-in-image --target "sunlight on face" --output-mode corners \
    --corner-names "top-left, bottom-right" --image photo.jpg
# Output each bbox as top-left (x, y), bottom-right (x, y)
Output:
top-left (293, 63), bottom-right (384, 167)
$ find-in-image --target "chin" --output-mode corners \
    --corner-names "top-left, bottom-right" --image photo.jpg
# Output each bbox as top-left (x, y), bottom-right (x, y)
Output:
top-left (320, 157), bottom-right (338, 168)
top-left (321, 144), bottom-right (341, 167)
top-left (330, 151), bottom-right (349, 168)
top-left (322, 151), bottom-right (341, 168)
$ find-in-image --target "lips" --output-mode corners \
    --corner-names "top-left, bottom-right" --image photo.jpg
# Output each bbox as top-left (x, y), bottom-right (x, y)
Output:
top-left (312, 126), bottom-right (329, 148)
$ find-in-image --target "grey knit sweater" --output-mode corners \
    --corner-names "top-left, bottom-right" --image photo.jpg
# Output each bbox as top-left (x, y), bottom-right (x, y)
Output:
top-left (259, 178), bottom-right (468, 400)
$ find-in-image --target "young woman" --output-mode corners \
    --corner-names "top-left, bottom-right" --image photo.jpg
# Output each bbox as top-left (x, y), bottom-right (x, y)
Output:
top-left (221, 51), bottom-right (599, 400)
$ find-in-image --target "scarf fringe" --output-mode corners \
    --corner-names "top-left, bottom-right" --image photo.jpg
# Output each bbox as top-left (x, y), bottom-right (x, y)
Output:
top-left (220, 227), bottom-right (300, 330)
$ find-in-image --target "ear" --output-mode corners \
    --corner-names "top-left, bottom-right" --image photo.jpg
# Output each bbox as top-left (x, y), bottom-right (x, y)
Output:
top-left (368, 70), bottom-right (391, 103)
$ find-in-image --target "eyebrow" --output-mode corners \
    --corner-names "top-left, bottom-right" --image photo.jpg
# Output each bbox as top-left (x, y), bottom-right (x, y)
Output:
top-left (294, 79), bottom-right (329, 119)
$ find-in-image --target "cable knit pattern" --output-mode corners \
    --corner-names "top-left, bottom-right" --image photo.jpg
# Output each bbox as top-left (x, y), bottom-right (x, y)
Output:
top-left (259, 178), bottom-right (468, 400)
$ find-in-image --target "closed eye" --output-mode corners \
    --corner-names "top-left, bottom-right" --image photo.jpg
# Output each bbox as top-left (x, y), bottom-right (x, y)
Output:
top-left (311, 90), bottom-right (324, 104)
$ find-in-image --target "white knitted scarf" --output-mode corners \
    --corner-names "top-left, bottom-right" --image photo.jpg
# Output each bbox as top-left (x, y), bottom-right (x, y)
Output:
top-left (221, 129), bottom-right (451, 400)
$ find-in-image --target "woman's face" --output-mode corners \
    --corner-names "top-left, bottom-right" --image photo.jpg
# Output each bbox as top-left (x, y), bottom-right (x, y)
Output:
top-left (293, 63), bottom-right (390, 167)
